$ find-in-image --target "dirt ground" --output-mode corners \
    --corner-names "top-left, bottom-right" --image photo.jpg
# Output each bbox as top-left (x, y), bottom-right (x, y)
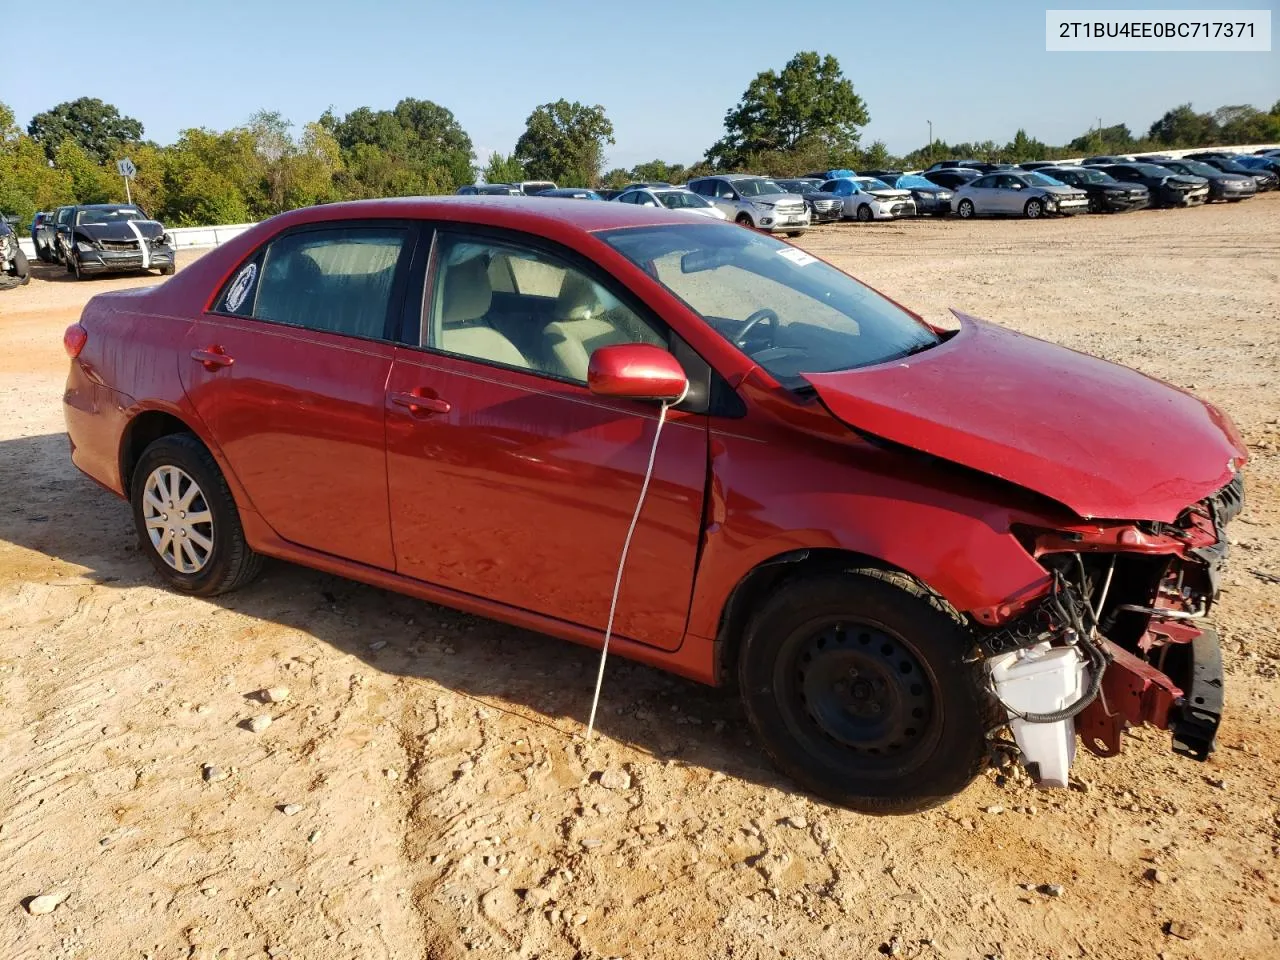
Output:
top-left (2, 199), bottom-right (1278, 960)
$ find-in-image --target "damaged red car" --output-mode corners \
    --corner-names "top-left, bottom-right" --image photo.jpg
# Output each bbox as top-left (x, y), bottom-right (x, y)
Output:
top-left (63, 198), bottom-right (1245, 813)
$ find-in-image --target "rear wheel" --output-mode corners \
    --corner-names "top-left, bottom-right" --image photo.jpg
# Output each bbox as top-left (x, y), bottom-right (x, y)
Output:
top-left (130, 433), bottom-right (263, 596)
top-left (956, 199), bottom-right (975, 219)
top-left (856, 204), bottom-right (873, 222)
top-left (1023, 198), bottom-right (1044, 219)
top-left (738, 569), bottom-right (992, 813)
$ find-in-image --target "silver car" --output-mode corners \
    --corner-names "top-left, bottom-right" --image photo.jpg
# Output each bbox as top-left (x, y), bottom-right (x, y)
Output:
top-left (953, 172), bottom-right (1089, 219)
top-left (686, 175), bottom-right (811, 236)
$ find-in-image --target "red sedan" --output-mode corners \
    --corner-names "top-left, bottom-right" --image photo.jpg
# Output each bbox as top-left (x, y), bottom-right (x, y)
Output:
top-left (63, 197), bottom-right (1245, 812)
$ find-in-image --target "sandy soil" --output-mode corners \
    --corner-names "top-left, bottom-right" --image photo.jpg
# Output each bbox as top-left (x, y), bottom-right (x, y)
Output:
top-left (2, 200), bottom-right (1278, 960)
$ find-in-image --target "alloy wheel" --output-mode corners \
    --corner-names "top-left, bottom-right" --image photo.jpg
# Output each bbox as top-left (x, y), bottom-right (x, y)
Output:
top-left (142, 465), bottom-right (214, 573)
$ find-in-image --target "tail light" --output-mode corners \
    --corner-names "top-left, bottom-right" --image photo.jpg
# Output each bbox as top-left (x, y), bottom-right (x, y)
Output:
top-left (63, 323), bottom-right (87, 358)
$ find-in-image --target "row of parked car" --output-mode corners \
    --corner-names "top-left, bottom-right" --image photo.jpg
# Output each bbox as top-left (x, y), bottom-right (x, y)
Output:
top-left (460, 146), bottom-right (1279, 232)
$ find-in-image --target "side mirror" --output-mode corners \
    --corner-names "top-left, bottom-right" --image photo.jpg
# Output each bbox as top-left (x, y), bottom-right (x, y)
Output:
top-left (587, 344), bottom-right (688, 402)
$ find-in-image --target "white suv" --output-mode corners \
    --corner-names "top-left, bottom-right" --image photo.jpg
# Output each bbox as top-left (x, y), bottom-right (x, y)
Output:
top-left (686, 176), bottom-right (811, 236)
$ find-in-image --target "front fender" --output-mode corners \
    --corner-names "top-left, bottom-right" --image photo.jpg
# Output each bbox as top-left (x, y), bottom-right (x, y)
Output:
top-left (686, 431), bottom-right (1054, 641)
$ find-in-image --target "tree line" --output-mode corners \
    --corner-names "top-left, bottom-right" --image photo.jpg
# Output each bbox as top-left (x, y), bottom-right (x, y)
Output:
top-left (2, 55), bottom-right (1278, 227)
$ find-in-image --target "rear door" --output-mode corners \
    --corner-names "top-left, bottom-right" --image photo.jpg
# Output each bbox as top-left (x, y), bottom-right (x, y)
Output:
top-left (180, 222), bottom-right (418, 569)
top-left (383, 227), bottom-right (709, 651)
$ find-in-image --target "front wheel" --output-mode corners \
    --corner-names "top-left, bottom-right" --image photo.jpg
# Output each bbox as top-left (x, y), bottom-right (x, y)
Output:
top-left (734, 212), bottom-right (754, 228)
top-left (1023, 198), bottom-right (1044, 219)
top-left (131, 433), bottom-right (264, 596)
top-left (738, 569), bottom-right (993, 813)
top-left (786, 230), bottom-right (806, 238)
top-left (856, 204), bottom-right (873, 222)
top-left (11, 248), bottom-right (30, 284)
top-left (956, 199), bottom-right (975, 219)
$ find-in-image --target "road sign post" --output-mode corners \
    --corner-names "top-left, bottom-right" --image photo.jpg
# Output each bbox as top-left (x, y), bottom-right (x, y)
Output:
top-left (117, 158), bottom-right (137, 204)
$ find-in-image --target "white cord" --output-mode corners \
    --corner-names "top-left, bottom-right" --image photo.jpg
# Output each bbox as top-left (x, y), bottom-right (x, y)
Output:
top-left (584, 381), bottom-right (690, 742)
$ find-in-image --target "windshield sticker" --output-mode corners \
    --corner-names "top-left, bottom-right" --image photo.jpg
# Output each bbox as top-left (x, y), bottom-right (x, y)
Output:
top-left (776, 247), bottom-right (817, 267)
top-left (225, 262), bottom-right (258, 312)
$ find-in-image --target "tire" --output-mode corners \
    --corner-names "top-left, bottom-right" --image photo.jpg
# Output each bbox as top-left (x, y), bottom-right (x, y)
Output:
top-left (1087, 195), bottom-right (1103, 214)
top-left (735, 213), bottom-right (754, 228)
top-left (956, 199), bottom-right (975, 219)
top-left (159, 263), bottom-right (176, 276)
top-left (856, 204), bottom-right (873, 222)
top-left (737, 569), bottom-right (993, 813)
top-left (13, 248), bottom-right (30, 285)
top-left (130, 433), bottom-right (264, 596)
top-left (1023, 198), bottom-right (1044, 219)
top-left (70, 252), bottom-right (83, 279)
top-left (786, 230), bottom-right (806, 238)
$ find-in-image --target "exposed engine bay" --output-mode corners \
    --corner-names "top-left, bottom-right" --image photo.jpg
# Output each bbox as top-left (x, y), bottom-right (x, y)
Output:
top-left (980, 472), bottom-right (1242, 786)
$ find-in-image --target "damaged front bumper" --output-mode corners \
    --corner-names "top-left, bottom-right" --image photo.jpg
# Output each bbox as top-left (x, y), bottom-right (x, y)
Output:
top-left (77, 244), bottom-right (175, 274)
top-left (980, 472), bottom-right (1240, 785)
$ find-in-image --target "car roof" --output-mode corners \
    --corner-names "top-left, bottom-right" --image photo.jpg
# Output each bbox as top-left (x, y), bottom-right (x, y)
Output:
top-left (249, 196), bottom-right (696, 234)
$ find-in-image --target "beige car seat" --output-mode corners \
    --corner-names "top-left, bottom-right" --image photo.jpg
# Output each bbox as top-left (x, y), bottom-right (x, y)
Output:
top-left (541, 272), bottom-right (638, 381)
top-left (438, 255), bottom-right (529, 369)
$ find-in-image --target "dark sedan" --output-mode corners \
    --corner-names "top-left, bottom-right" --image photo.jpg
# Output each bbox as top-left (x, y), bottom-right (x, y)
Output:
top-left (1040, 166), bottom-right (1150, 212)
top-left (876, 173), bottom-right (954, 215)
top-left (773, 178), bottom-right (845, 222)
top-left (1151, 159), bottom-right (1257, 202)
top-left (1082, 155), bottom-right (1135, 166)
top-left (56, 204), bottom-right (176, 279)
top-left (922, 168), bottom-right (982, 191)
top-left (1186, 155), bottom-right (1278, 192)
top-left (1095, 163), bottom-right (1210, 207)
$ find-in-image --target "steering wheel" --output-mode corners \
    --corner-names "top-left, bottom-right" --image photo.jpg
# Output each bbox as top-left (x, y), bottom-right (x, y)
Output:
top-left (734, 308), bottom-right (780, 348)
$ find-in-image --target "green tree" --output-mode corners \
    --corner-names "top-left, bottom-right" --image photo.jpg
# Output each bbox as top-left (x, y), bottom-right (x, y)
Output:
top-left (330, 98), bottom-right (474, 195)
top-left (28, 97), bottom-right (144, 163)
top-left (707, 52), bottom-right (869, 169)
top-left (54, 139), bottom-right (116, 204)
top-left (1147, 104), bottom-right (1218, 147)
top-left (482, 150), bottom-right (525, 184)
top-left (1213, 105), bottom-right (1279, 144)
top-left (1067, 122), bottom-right (1134, 154)
top-left (514, 100), bottom-right (615, 187)
top-left (1003, 128), bottom-right (1049, 162)
top-left (601, 167), bottom-right (631, 188)
top-left (629, 159), bottom-right (686, 184)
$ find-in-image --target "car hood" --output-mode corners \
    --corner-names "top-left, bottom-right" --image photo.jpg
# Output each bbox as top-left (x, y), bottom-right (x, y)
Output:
top-left (865, 188), bottom-right (913, 200)
top-left (76, 220), bottom-right (165, 241)
top-left (801, 312), bottom-right (1245, 523)
top-left (1161, 174), bottom-right (1208, 187)
top-left (1040, 185), bottom-right (1084, 196)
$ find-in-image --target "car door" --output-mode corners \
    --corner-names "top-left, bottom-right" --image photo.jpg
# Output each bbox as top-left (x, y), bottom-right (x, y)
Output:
top-left (180, 222), bottom-right (418, 570)
top-left (383, 228), bottom-right (709, 651)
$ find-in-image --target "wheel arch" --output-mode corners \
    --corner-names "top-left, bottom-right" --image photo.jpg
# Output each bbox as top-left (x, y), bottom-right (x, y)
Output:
top-left (711, 547), bottom-right (941, 684)
top-left (119, 409), bottom-right (203, 497)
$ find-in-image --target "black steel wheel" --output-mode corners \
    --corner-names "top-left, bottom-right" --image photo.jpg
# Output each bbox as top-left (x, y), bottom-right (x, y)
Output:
top-left (738, 569), bottom-right (993, 813)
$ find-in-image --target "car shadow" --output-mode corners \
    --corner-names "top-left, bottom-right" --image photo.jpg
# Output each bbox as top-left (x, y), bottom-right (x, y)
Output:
top-left (26, 260), bottom-right (162, 284)
top-left (0, 431), bottom-right (788, 792)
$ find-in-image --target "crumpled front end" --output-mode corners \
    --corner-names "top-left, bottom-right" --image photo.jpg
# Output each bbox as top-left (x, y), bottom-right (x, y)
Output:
top-left (978, 471), bottom-right (1243, 785)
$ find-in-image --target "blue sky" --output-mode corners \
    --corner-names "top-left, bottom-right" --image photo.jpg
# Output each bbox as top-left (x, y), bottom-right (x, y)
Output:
top-left (7, 0), bottom-right (1277, 168)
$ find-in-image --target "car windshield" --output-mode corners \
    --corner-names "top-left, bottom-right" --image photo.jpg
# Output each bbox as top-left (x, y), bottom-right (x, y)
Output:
top-left (76, 207), bottom-right (146, 225)
top-left (1024, 172), bottom-right (1064, 186)
top-left (1133, 164), bottom-right (1176, 177)
top-left (858, 179), bottom-right (892, 190)
top-left (1070, 168), bottom-right (1110, 183)
top-left (656, 191), bottom-right (710, 209)
top-left (733, 178), bottom-right (786, 197)
top-left (895, 175), bottom-right (934, 189)
top-left (601, 223), bottom-right (938, 387)
top-left (778, 180), bottom-right (820, 192)
top-left (1171, 160), bottom-right (1218, 176)
top-left (1212, 159), bottom-right (1250, 173)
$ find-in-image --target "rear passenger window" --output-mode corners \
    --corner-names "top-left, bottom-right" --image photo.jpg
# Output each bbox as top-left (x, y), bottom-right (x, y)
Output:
top-left (216, 226), bottom-right (409, 340)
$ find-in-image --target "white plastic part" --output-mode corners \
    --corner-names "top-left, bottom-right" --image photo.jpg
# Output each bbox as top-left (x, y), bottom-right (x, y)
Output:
top-left (988, 642), bottom-right (1089, 788)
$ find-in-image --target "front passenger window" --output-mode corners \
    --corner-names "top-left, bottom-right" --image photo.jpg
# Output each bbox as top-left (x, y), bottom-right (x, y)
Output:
top-left (428, 236), bottom-right (667, 384)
